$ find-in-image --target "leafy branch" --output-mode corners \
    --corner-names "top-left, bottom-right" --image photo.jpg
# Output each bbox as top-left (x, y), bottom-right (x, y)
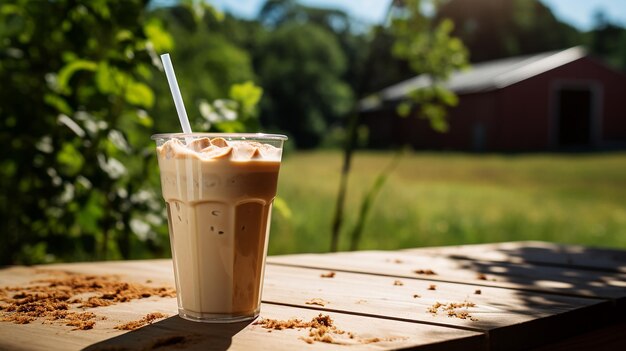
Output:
top-left (330, 0), bottom-right (468, 252)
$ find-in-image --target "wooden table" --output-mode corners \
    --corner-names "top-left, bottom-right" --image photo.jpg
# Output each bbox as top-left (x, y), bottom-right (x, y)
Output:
top-left (1, 241), bottom-right (625, 350)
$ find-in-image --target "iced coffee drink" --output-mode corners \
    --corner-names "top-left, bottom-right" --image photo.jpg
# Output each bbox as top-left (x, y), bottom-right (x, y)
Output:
top-left (152, 133), bottom-right (287, 322)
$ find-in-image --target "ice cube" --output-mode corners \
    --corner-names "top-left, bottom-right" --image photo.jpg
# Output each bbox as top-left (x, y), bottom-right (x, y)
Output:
top-left (187, 137), bottom-right (211, 152)
top-left (210, 137), bottom-right (229, 147)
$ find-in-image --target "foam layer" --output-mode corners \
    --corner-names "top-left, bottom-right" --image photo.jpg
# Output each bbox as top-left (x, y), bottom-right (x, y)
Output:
top-left (157, 137), bottom-right (282, 162)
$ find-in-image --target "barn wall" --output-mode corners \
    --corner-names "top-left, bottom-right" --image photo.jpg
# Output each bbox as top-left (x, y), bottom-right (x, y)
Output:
top-left (496, 57), bottom-right (626, 150)
top-left (362, 56), bottom-right (626, 151)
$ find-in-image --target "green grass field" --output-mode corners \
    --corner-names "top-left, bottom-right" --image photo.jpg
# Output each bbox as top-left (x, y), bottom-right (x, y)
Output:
top-left (267, 151), bottom-right (626, 255)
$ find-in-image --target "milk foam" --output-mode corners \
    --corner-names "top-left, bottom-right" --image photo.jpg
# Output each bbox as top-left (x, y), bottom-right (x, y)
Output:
top-left (158, 137), bottom-right (282, 161)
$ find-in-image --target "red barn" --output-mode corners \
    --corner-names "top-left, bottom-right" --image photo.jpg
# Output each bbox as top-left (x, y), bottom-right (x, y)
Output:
top-left (360, 47), bottom-right (626, 151)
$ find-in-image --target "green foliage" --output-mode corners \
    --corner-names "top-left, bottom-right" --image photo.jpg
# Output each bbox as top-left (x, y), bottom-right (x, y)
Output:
top-left (392, 17), bottom-right (467, 79)
top-left (588, 11), bottom-right (626, 73)
top-left (330, 0), bottom-right (469, 252)
top-left (437, 0), bottom-right (581, 62)
top-left (144, 18), bottom-right (175, 52)
top-left (3, 0), bottom-right (616, 263)
top-left (197, 81), bottom-right (264, 132)
top-left (0, 0), bottom-right (169, 264)
top-left (259, 0), bottom-right (351, 32)
top-left (230, 81), bottom-right (263, 115)
top-left (57, 60), bottom-right (98, 94)
top-left (0, 0), bottom-right (262, 265)
top-left (257, 22), bottom-right (353, 148)
top-left (348, 150), bottom-right (403, 250)
top-left (149, 5), bottom-right (258, 134)
top-left (357, 27), bottom-right (415, 97)
top-left (245, 0), bottom-right (360, 148)
top-left (390, 0), bottom-right (468, 131)
top-left (56, 142), bottom-right (85, 176)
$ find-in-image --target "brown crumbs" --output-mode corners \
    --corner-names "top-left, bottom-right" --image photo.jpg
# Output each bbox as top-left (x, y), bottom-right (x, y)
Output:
top-left (427, 302), bottom-right (442, 314)
top-left (361, 337), bottom-right (382, 344)
top-left (393, 280), bottom-right (404, 286)
top-left (414, 269), bottom-right (437, 275)
top-left (428, 284), bottom-right (437, 290)
top-left (5, 315), bottom-right (35, 324)
top-left (428, 301), bottom-right (478, 321)
top-left (0, 270), bottom-right (175, 330)
top-left (305, 298), bottom-right (329, 307)
top-left (64, 312), bottom-right (96, 330)
top-left (254, 314), bottom-right (390, 345)
top-left (320, 272), bottom-right (336, 278)
top-left (413, 294), bottom-right (421, 298)
top-left (114, 312), bottom-right (168, 331)
top-left (476, 273), bottom-right (497, 281)
top-left (474, 289), bottom-right (482, 295)
top-left (254, 317), bottom-right (310, 330)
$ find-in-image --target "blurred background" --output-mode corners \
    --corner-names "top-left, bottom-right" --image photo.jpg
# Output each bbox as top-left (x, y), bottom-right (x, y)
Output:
top-left (1, 0), bottom-right (625, 265)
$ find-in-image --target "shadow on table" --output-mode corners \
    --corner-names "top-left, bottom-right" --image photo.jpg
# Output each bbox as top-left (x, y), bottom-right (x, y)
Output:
top-left (453, 242), bottom-right (626, 273)
top-left (448, 243), bottom-right (626, 309)
top-left (83, 316), bottom-right (251, 351)
top-left (455, 244), bottom-right (626, 306)
top-left (445, 243), bottom-right (626, 349)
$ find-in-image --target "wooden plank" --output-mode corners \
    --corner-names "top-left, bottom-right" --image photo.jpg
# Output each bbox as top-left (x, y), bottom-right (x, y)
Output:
top-left (3, 244), bottom-right (624, 351)
top-left (274, 248), bottom-right (626, 298)
top-left (0, 301), bottom-right (485, 351)
top-left (0, 262), bottom-right (484, 351)
top-left (404, 241), bottom-right (626, 273)
top-left (267, 251), bottom-right (626, 302)
top-left (261, 264), bottom-right (614, 350)
top-left (84, 304), bottom-right (485, 351)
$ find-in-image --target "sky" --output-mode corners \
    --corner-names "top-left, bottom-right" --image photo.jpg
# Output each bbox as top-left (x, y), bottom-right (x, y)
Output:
top-left (208, 0), bottom-right (626, 31)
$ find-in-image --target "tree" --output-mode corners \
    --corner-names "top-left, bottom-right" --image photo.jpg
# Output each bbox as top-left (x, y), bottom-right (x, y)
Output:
top-left (149, 6), bottom-right (262, 133)
top-left (0, 0), bottom-right (169, 264)
top-left (0, 0), bottom-right (264, 264)
top-left (330, 0), bottom-right (469, 251)
top-left (588, 11), bottom-right (626, 73)
top-left (258, 0), bottom-right (351, 32)
top-left (357, 26), bottom-right (414, 96)
top-left (253, 0), bottom-right (364, 148)
top-left (256, 22), bottom-right (353, 148)
top-left (437, 0), bottom-right (580, 62)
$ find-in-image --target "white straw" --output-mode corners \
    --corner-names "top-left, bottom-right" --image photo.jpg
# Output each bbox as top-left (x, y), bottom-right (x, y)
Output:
top-left (160, 53), bottom-right (192, 134)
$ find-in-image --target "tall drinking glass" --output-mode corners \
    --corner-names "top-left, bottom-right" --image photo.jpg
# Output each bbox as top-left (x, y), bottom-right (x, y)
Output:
top-left (151, 133), bottom-right (287, 322)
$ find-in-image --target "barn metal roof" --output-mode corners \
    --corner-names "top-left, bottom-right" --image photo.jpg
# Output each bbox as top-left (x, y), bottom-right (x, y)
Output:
top-left (360, 46), bottom-right (586, 111)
